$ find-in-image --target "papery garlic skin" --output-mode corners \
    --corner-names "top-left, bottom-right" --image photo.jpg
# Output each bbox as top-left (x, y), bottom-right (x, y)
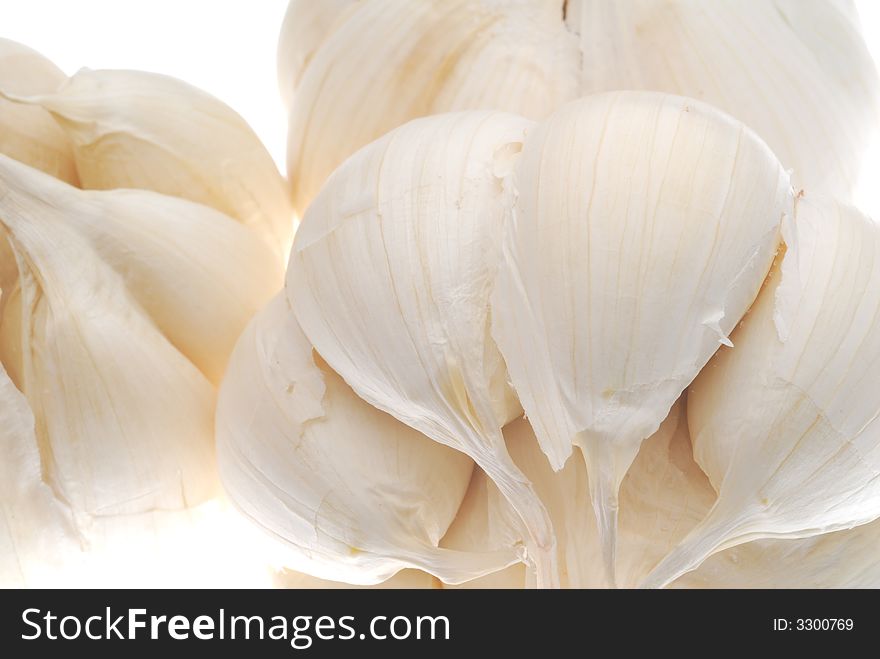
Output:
top-left (0, 39), bottom-right (78, 185)
top-left (281, 0), bottom-right (878, 214)
top-left (492, 91), bottom-right (790, 583)
top-left (5, 69), bottom-right (294, 260)
top-left (644, 196), bottom-right (880, 588)
top-left (283, 0), bottom-right (580, 212)
top-left (288, 110), bottom-right (564, 585)
top-left (217, 293), bottom-right (510, 586)
top-left (0, 156), bottom-right (279, 575)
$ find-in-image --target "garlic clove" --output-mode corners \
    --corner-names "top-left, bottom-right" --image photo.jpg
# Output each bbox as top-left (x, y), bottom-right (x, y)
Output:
top-left (492, 91), bottom-right (790, 584)
top-left (217, 293), bottom-right (509, 586)
top-left (277, 0), bottom-right (361, 109)
top-left (439, 455), bottom-right (524, 560)
top-left (283, 0), bottom-right (879, 215)
top-left (442, 399), bottom-right (694, 588)
top-left (565, 0), bottom-right (880, 206)
top-left (0, 154), bottom-right (283, 574)
top-left (285, 0), bottom-right (580, 213)
top-left (614, 398), bottom-right (716, 587)
top-left (644, 195), bottom-right (880, 588)
top-left (0, 166), bottom-right (217, 520)
top-left (72, 190), bottom-right (281, 384)
top-left (4, 68), bottom-right (294, 260)
top-left (626, 394), bottom-right (880, 589)
top-left (0, 38), bottom-right (78, 185)
top-left (0, 155), bottom-right (282, 385)
top-left (566, 0), bottom-right (880, 207)
top-left (289, 110), bottom-right (566, 586)
top-left (439, 390), bottom-right (880, 589)
top-left (513, 399), bottom-right (698, 588)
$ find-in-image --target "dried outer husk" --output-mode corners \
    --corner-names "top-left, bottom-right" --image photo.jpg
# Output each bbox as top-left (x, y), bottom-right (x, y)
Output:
top-left (281, 0), bottom-right (878, 213)
top-left (492, 91), bottom-right (790, 584)
top-left (1, 68), bottom-right (295, 260)
top-left (0, 38), bottom-right (78, 185)
top-left (644, 195), bottom-right (880, 588)
top-left (216, 293), bottom-right (512, 586)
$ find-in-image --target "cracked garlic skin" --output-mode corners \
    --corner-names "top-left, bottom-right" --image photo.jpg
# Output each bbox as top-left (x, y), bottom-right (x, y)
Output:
top-left (280, 0), bottom-right (878, 214)
top-left (3, 68), bottom-right (294, 261)
top-left (216, 293), bottom-right (513, 586)
top-left (0, 39), bottom-right (78, 185)
top-left (643, 196), bottom-right (880, 588)
top-left (0, 155), bottom-right (281, 584)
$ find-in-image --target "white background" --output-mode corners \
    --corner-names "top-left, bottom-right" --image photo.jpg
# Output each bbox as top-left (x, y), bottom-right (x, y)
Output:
top-left (1, 0), bottom-right (878, 176)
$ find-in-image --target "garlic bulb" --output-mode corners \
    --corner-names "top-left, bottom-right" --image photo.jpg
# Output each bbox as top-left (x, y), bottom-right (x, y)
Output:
top-left (217, 293), bottom-right (511, 585)
top-left (0, 155), bottom-right (280, 581)
top-left (3, 68), bottom-right (294, 259)
top-left (492, 91), bottom-right (789, 582)
top-left (0, 38), bottom-right (78, 184)
top-left (280, 0), bottom-right (878, 214)
top-left (644, 195), bottom-right (880, 588)
top-left (287, 110), bottom-right (566, 585)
